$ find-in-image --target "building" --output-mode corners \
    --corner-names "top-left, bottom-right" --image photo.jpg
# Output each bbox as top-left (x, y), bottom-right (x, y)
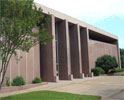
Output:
top-left (3, 3), bottom-right (121, 86)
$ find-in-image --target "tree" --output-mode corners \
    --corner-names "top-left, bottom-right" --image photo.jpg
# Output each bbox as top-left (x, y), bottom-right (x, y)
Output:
top-left (120, 48), bottom-right (124, 68)
top-left (121, 55), bottom-right (124, 68)
top-left (120, 48), bottom-right (124, 56)
top-left (0, 0), bottom-right (53, 90)
top-left (96, 55), bottom-right (118, 73)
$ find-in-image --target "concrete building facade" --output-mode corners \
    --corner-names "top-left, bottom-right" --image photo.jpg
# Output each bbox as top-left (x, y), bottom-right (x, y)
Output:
top-left (2, 4), bottom-right (121, 86)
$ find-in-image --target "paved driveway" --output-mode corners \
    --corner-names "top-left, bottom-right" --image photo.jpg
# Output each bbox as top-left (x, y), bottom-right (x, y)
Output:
top-left (0, 76), bottom-right (124, 100)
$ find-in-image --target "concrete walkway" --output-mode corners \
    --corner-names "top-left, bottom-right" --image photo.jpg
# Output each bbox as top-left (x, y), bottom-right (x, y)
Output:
top-left (0, 76), bottom-right (124, 100)
top-left (102, 90), bottom-right (124, 100)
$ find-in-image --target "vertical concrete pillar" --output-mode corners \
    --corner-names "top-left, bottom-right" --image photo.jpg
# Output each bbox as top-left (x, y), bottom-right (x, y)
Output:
top-left (40, 15), bottom-right (57, 82)
top-left (69, 24), bottom-right (83, 78)
top-left (27, 48), bottom-right (33, 83)
top-left (80, 27), bottom-right (90, 76)
top-left (34, 44), bottom-right (40, 78)
top-left (115, 40), bottom-right (121, 69)
top-left (57, 20), bottom-right (72, 80)
top-left (77, 25), bottom-right (84, 78)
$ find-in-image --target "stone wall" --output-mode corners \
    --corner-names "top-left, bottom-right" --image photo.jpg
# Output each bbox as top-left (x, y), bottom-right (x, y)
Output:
top-left (89, 39), bottom-right (118, 71)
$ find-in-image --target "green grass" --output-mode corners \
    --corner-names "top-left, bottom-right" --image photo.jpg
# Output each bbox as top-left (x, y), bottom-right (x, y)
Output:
top-left (0, 91), bottom-right (101, 100)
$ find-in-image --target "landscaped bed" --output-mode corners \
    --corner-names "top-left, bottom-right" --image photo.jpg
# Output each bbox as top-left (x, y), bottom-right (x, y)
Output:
top-left (109, 69), bottom-right (124, 76)
top-left (1, 82), bottom-right (47, 93)
top-left (0, 91), bottom-right (101, 100)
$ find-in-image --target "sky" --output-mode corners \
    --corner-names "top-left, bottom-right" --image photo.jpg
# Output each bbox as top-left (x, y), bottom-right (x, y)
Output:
top-left (35, 0), bottom-right (124, 48)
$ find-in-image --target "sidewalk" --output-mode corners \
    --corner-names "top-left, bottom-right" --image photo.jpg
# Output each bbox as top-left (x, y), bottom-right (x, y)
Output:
top-left (0, 76), bottom-right (124, 100)
top-left (102, 89), bottom-right (124, 100)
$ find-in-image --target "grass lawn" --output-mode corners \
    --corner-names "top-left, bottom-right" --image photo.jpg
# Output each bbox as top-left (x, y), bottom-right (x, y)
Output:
top-left (0, 91), bottom-right (101, 100)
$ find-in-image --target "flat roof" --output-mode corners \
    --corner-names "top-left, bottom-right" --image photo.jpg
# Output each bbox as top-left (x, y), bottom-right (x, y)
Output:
top-left (36, 3), bottom-right (118, 40)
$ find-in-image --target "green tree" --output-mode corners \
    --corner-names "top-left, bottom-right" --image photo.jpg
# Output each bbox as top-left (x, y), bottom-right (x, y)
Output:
top-left (120, 48), bottom-right (124, 68)
top-left (121, 55), bottom-right (124, 68)
top-left (0, 0), bottom-right (52, 90)
top-left (120, 48), bottom-right (124, 56)
top-left (96, 55), bottom-right (118, 73)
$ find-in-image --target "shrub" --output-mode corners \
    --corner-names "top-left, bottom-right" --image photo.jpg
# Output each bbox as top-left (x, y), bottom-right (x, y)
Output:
top-left (96, 55), bottom-right (118, 73)
top-left (91, 67), bottom-right (105, 76)
top-left (12, 76), bottom-right (25, 86)
top-left (110, 68), bottom-right (124, 73)
top-left (32, 77), bottom-right (42, 84)
top-left (6, 77), bottom-right (10, 87)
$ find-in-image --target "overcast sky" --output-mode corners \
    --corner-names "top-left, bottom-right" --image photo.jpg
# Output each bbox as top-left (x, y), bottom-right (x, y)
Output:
top-left (35, 0), bottom-right (124, 48)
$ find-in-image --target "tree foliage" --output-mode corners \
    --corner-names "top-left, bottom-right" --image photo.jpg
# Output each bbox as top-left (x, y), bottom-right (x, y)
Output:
top-left (96, 55), bottom-right (118, 73)
top-left (121, 55), bottom-right (124, 68)
top-left (120, 48), bottom-right (124, 56)
top-left (0, 0), bottom-right (52, 90)
top-left (120, 48), bottom-right (124, 68)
